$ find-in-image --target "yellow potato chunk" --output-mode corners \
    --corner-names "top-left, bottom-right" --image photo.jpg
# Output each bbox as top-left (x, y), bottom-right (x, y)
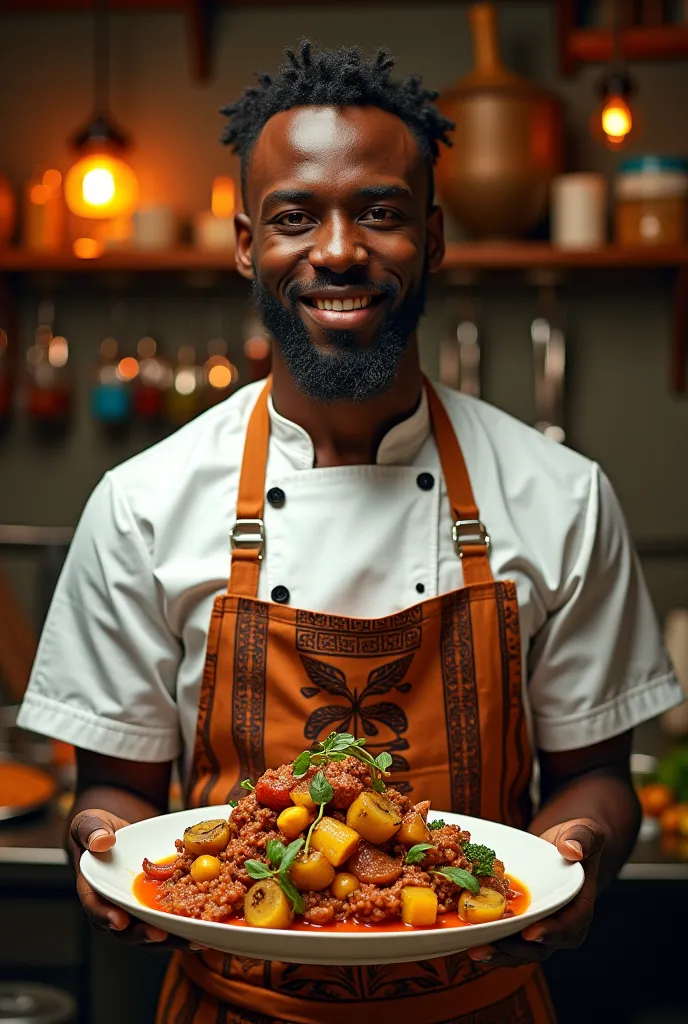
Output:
top-left (183, 819), bottom-right (230, 857)
top-left (310, 816), bottom-right (360, 867)
top-left (190, 854), bottom-right (221, 884)
top-left (345, 791), bottom-right (403, 844)
top-left (244, 879), bottom-right (294, 929)
top-left (458, 886), bottom-right (506, 924)
top-left (288, 850), bottom-right (335, 892)
top-left (396, 810), bottom-right (432, 848)
top-left (401, 886), bottom-right (438, 927)
top-left (277, 805), bottom-right (314, 840)
top-left (331, 872), bottom-right (360, 900)
top-left (290, 779), bottom-right (318, 813)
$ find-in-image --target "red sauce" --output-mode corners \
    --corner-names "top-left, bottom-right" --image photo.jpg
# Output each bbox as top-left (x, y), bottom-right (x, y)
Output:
top-left (133, 871), bottom-right (530, 932)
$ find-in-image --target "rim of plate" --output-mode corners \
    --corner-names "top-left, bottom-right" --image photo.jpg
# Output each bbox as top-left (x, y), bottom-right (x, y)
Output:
top-left (81, 805), bottom-right (585, 943)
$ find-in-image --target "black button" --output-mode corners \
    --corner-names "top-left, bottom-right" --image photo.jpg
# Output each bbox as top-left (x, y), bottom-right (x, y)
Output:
top-left (416, 472), bottom-right (434, 491)
top-left (416, 583), bottom-right (425, 594)
top-left (271, 585), bottom-right (290, 604)
top-left (267, 487), bottom-right (286, 508)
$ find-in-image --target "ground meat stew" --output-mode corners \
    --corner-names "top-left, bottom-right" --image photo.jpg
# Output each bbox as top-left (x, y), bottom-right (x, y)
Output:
top-left (136, 733), bottom-right (529, 930)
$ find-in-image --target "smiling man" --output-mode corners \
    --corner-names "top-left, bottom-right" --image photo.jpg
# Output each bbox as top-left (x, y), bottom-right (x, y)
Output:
top-left (18, 40), bottom-right (683, 1024)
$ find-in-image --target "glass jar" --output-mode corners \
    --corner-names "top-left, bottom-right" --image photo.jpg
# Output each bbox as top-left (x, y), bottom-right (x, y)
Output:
top-left (614, 156), bottom-right (688, 246)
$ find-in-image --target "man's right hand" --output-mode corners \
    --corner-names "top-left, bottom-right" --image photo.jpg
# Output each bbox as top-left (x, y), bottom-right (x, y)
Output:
top-left (70, 808), bottom-right (206, 951)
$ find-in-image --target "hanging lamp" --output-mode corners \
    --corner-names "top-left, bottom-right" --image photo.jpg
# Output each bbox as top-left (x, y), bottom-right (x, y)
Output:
top-left (64, 0), bottom-right (138, 219)
top-left (591, 0), bottom-right (635, 149)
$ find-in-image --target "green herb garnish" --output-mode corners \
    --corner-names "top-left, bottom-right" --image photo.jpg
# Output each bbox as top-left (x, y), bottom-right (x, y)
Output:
top-left (432, 866), bottom-right (480, 896)
top-left (228, 799), bottom-right (238, 808)
top-left (428, 819), bottom-right (446, 831)
top-left (303, 771), bottom-right (334, 857)
top-left (244, 837), bottom-right (306, 914)
top-left (405, 843), bottom-right (435, 865)
top-left (292, 732), bottom-right (392, 792)
top-left (462, 843), bottom-right (496, 877)
top-left (240, 779), bottom-right (255, 792)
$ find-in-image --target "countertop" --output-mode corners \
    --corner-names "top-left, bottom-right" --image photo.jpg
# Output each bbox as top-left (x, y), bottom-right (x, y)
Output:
top-left (1, 802), bottom-right (687, 880)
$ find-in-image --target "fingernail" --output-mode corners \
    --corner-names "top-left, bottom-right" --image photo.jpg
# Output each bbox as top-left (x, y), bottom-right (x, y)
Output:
top-left (87, 828), bottom-right (110, 849)
top-left (107, 911), bottom-right (126, 931)
top-left (145, 928), bottom-right (168, 943)
top-left (469, 947), bottom-right (492, 962)
top-left (564, 840), bottom-right (584, 857)
top-left (189, 943), bottom-right (208, 951)
top-left (523, 927), bottom-right (545, 942)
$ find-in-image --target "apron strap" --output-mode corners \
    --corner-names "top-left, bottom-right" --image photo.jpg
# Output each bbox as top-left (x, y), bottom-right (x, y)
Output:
top-left (228, 377), bottom-right (493, 596)
top-left (425, 379), bottom-right (493, 586)
top-left (228, 380), bottom-right (272, 597)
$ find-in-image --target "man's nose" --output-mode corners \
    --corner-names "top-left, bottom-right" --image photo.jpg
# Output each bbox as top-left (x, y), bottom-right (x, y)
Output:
top-left (309, 215), bottom-right (369, 274)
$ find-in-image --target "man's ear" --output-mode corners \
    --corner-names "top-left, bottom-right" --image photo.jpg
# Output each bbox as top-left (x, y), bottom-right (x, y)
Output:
top-left (234, 212), bottom-right (254, 280)
top-left (426, 204), bottom-right (445, 273)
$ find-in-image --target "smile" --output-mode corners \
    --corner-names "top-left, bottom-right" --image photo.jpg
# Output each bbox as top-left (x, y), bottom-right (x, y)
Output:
top-left (305, 296), bottom-right (373, 311)
top-left (298, 293), bottom-right (385, 330)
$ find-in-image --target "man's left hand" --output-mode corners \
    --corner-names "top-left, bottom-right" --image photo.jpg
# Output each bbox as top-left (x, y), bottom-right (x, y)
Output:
top-left (467, 818), bottom-right (605, 968)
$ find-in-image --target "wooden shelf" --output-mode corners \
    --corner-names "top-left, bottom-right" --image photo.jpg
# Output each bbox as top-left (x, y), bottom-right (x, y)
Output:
top-left (566, 25), bottom-right (688, 67)
top-left (2, 243), bottom-right (688, 274)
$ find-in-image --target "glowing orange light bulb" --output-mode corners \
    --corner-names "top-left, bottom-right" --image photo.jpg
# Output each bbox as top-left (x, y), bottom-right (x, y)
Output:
top-left (65, 150), bottom-right (138, 219)
top-left (601, 96), bottom-right (632, 143)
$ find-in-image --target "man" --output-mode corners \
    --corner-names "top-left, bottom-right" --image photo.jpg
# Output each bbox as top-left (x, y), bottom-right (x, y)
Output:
top-left (18, 41), bottom-right (683, 1024)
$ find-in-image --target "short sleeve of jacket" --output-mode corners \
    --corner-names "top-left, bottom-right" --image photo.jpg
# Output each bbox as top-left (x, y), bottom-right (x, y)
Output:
top-left (528, 464), bottom-right (683, 752)
top-left (17, 473), bottom-right (182, 761)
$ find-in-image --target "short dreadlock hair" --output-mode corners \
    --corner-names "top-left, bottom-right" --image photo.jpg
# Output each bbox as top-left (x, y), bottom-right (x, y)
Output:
top-left (221, 39), bottom-right (454, 207)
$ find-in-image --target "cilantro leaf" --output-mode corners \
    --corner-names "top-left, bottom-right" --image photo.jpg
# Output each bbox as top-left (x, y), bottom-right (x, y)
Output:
top-left (375, 752), bottom-right (393, 772)
top-left (428, 819), bottom-right (446, 830)
top-left (280, 838), bottom-right (305, 874)
top-left (228, 799), bottom-right (238, 808)
top-left (278, 871), bottom-right (306, 916)
top-left (433, 866), bottom-right (480, 895)
top-left (266, 840), bottom-right (285, 869)
top-left (240, 779), bottom-right (255, 792)
top-left (244, 859), bottom-right (273, 880)
top-left (405, 843), bottom-right (435, 865)
top-left (292, 751), bottom-right (312, 778)
top-left (309, 771), bottom-right (334, 806)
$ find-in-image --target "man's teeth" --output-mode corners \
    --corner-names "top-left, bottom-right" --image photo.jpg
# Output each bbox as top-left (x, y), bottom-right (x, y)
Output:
top-left (312, 296), bottom-right (372, 311)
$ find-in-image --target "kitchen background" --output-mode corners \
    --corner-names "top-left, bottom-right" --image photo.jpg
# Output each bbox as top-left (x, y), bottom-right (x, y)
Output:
top-left (0, 1), bottom-right (687, 1022)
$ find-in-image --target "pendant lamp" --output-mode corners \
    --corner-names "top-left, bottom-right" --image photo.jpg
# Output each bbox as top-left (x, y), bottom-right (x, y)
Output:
top-left (64, 0), bottom-right (138, 219)
top-left (591, 0), bottom-right (635, 150)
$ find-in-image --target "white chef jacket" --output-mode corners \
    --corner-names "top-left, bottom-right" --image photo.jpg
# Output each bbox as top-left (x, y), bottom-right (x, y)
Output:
top-left (18, 380), bottom-right (683, 785)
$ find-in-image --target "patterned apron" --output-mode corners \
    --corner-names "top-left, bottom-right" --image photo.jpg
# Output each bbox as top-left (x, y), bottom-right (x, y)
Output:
top-left (156, 380), bottom-right (556, 1024)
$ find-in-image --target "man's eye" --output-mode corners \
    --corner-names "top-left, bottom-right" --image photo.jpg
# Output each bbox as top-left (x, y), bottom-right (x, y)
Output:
top-left (364, 208), bottom-right (397, 223)
top-left (278, 212), bottom-right (311, 227)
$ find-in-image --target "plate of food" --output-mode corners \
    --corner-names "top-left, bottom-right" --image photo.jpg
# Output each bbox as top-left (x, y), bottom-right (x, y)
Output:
top-left (80, 733), bottom-right (584, 965)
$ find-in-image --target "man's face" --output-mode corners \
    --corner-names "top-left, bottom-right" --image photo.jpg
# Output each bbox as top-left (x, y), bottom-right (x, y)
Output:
top-left (236, 106), bottom-right (444, 403)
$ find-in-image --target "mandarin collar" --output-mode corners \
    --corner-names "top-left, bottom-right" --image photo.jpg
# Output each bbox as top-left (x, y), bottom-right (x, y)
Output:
top-left (267, 386), bottom-right (431, 470)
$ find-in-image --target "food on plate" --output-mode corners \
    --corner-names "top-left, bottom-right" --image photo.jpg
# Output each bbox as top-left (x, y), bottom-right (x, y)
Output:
top-left (135, 732), bottom-right (529, 930)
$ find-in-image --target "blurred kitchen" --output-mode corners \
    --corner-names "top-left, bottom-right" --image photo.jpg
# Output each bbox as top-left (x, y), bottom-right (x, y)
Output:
top-left (0, 0), bottom-right (687, 1021)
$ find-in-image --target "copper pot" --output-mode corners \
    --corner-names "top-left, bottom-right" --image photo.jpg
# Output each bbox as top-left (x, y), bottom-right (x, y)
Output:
top-left (436, 3), bottom-right (563, 239)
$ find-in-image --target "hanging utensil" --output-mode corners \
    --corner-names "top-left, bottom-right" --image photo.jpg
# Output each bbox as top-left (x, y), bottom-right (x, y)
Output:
top-left (531, 284), bottom-right (566, 444)
top-left (440, 278), bottom-right (482, 397)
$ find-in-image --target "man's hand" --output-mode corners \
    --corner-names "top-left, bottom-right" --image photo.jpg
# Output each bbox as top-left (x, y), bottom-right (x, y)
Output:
top-left (467, 818), bottom-right (604, 968)
top-left (71, 808), bottom-right (206, 952)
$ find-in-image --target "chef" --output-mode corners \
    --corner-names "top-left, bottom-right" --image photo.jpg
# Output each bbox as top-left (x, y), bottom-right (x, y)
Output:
top-left (18, 40), bottom-right (683, 1024)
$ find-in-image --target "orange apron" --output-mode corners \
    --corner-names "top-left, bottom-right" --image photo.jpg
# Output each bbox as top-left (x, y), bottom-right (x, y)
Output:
top-left (157, 380), bottom-right (556, 1024)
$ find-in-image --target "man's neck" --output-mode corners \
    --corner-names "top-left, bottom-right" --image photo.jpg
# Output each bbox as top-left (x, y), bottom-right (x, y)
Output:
top-left (270, 341), bottom-right (423, 468)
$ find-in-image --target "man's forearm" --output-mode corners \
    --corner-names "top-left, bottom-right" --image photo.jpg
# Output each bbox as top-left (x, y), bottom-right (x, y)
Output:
top-left (65, 785), bottom-right (162, 869)
top-left (529, 771), bottom-right (641, 891)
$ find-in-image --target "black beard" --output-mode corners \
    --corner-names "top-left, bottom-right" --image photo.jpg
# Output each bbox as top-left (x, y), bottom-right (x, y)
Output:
top-left (251, 260), bottom-right (429, 404)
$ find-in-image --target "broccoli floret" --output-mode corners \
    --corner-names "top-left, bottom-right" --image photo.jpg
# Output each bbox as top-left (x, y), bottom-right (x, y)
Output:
top-left (462, 842), bottom-right (495, 876)
top-left (428, 818), bottom-right (446, 830)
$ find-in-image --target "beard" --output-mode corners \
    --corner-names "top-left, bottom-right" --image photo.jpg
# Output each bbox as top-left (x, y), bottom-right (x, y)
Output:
top-left (251, 257), bottom-right (430, 404)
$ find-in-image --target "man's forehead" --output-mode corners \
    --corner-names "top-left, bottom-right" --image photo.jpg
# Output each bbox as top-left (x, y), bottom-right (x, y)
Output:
top-left (247, 106), bottom-right (425, 200)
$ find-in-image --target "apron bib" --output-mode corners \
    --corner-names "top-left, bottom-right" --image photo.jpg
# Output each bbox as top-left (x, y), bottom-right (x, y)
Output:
top-left (157, 381), bottom-right (555, 1024)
